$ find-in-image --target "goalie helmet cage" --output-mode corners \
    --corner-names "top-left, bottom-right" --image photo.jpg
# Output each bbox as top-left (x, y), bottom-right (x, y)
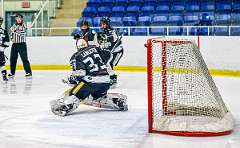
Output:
top-left (147, 37), bottom-right (234, 137)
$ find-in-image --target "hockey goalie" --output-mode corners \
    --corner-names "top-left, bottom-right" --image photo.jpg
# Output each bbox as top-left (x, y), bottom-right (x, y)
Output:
top-left (50, 37), bottom-right (128, 116)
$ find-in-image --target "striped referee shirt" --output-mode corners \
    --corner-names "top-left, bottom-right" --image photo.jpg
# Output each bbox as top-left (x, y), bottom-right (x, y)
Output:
top-left (10, 23), bottom-right (27, 43)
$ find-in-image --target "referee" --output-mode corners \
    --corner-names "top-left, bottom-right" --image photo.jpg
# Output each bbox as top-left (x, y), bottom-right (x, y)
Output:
top-left (9, 14), bottom-right (32, 79)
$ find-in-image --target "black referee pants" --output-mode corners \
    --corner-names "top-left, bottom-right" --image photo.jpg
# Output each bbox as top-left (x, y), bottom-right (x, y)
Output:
top-left (10, 42), bottom-right (32, 75)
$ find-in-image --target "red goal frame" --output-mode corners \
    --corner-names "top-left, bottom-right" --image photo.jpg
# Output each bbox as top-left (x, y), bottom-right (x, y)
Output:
top-left (146, 38), bottom-right (233, 136)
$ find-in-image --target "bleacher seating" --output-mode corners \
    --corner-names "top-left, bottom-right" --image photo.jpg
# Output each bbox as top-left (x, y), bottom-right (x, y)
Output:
top-left (126, 6), bottom-right (140, 16)
top-left (138, 16), bottom-right (151, 26)
top-left (77, 0), bottom-right (240, 36)
top-left (98, 6), bottom-right (112, 17)
top-left (141, 5), bottom-right (155, 16)
top-left (110, 17), bottom-right (124, 26)
top-left (151, 15), bottom-right (168, 26)
top-left (112, 6), bottom-right (125, 17)
top-left (123, 16), bottom-right (137, 26)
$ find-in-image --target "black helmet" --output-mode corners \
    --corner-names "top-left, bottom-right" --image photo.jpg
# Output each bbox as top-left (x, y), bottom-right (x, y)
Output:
top-left (0, 17), bottom-right (3, 22)
top-left (15, 13), bottom-right (23, 18)
top-left (79, 20), bottom-right (90, 27)
top-left (100, 17), bottom-right (111, 26)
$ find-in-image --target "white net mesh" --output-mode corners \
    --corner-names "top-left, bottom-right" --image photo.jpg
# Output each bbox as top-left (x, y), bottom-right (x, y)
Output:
top-left (149, 38), bottom-right (234, 136)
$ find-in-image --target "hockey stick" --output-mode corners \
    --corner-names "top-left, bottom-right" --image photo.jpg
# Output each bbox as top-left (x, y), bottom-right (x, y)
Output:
top-left (4, 54), bottom-right (8, 60)
top-left (111, 35), bottom-right (123, 53)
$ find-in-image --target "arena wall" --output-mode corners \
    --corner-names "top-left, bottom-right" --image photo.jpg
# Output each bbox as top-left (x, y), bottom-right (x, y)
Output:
top-left (5, 36), bottom-right (240, 76)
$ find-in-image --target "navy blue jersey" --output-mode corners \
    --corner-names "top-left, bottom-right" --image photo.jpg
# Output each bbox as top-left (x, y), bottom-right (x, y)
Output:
top-left (70, 46), bottom-right (108, 76)
top-left (97, 28), bottom-right (119, 51)
top-left (0, 27), bottom-right (10, 48)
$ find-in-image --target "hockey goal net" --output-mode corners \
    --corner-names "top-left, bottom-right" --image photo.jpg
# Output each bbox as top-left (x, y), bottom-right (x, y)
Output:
top-left (147, 37), bottom-right (234, 136)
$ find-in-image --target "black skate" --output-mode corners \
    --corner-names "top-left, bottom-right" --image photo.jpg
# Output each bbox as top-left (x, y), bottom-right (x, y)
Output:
top-left (8, 73), bottom-right (14, 79)
top-left (25, 73), bottom-right (32, 79)
top-left (2, 74), bottom-right (8, 82)
top-left (2, 70), bottom-right (8, 82)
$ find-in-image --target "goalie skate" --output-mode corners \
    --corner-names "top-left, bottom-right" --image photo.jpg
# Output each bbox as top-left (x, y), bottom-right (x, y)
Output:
top-left (50, 95), bottom-right (80, 116)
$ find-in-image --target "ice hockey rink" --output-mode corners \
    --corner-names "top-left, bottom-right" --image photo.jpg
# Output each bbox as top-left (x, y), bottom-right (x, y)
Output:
top-left (0, 71), bottom-right (239, 148)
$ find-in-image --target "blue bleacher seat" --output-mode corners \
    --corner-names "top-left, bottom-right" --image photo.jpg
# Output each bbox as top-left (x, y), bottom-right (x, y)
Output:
top-left (216, 2), bottom-right (232, 12)
top-left (231, 27), bottom-right (240, 36)
top-left (115, 0), bottom-right (128, 6)
top-left (185, 2), bottom-right (200, 12)
top-left (215, 13), bottom-right (231, 25)
top-left (101, 0), bottom-right (114, 7)
top-left (110, 17), bottom-right (124, 26)
top-left (132, 28), bottom-right (148, 36)
top-left (233, 2), bottom-right (240, 12)
top-left (168, 15), bottom-right (184, 26)
top-left (232, 13), bottom-right (240, 25)
top-left (141, 5), bottom-right (155, 16)
top-left (128, 0), bottom-right (143, 7)
top-left (151, 15), bottom-right (168, 26)
top-left (123, 16), bottom-right (137, 26)
top-left (150, 27), bottom-right (167, 35)
top-left (112, 6), bottom-right (125, 17)
top-left (77, 17), bottom-right (93, 27)
top-left (171, 2), bottom-right (185, 12)
top-left (200, 2), bottom-right (215, 12)
top-left (93, 17), bottom-right (102, 27)
top-left (144, 0), bottom-right (157, 6)
top-left (155, 5), bottom-right (169, 13)
top-left (138, 16), bottom-right (151, 26)
top-left (126, 6), bottom-right (140, 16)
top-left (184, 13), bottom-right (199, 26)
top-left (97, 6), bottom-right (111, 17)
top-left (87, 0), bottom-right (101, 7)
top-left (82, 7), bottom-right (97, 17)
top-left (214, 27), bottom-right (229, 36)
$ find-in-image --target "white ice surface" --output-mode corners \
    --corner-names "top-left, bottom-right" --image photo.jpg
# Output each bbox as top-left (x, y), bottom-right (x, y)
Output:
top-left (0, 71), bottom-right (239, 148)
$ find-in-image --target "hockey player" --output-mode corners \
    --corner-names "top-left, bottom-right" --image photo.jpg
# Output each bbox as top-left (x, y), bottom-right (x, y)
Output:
top-left (0, 17), bottom-right (10, 81)
top-left (96, 17), bottom-right (124, 88)
top-left (50, 38), bottom-right (128, 116)
top-left (73, 20), bottom-right (97, 46)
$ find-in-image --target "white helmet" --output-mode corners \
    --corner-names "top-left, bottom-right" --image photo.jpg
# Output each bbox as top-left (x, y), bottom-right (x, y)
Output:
top-left (76, 38), bottom-right (88, 50)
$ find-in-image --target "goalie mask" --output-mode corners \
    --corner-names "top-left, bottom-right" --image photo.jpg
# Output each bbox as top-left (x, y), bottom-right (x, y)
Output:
top-left (76, 38), bottom-right (88, 50)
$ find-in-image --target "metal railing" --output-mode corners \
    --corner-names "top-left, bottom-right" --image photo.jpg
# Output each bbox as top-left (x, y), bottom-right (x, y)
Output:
top-left (30, 0), bottom-right (62, 36)
top-left (29, 26), bottom-right (240, 36)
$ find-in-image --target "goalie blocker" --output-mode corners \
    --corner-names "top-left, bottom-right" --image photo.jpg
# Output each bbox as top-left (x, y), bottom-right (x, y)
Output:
top-left (50, 38), bottom-right (128, 116)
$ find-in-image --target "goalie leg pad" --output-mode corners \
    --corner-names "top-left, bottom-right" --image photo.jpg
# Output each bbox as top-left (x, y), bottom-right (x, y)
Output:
top-left (83, 93), bottom-right (128, 111)
top-left (50, 95), bottom-right (80, 116)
